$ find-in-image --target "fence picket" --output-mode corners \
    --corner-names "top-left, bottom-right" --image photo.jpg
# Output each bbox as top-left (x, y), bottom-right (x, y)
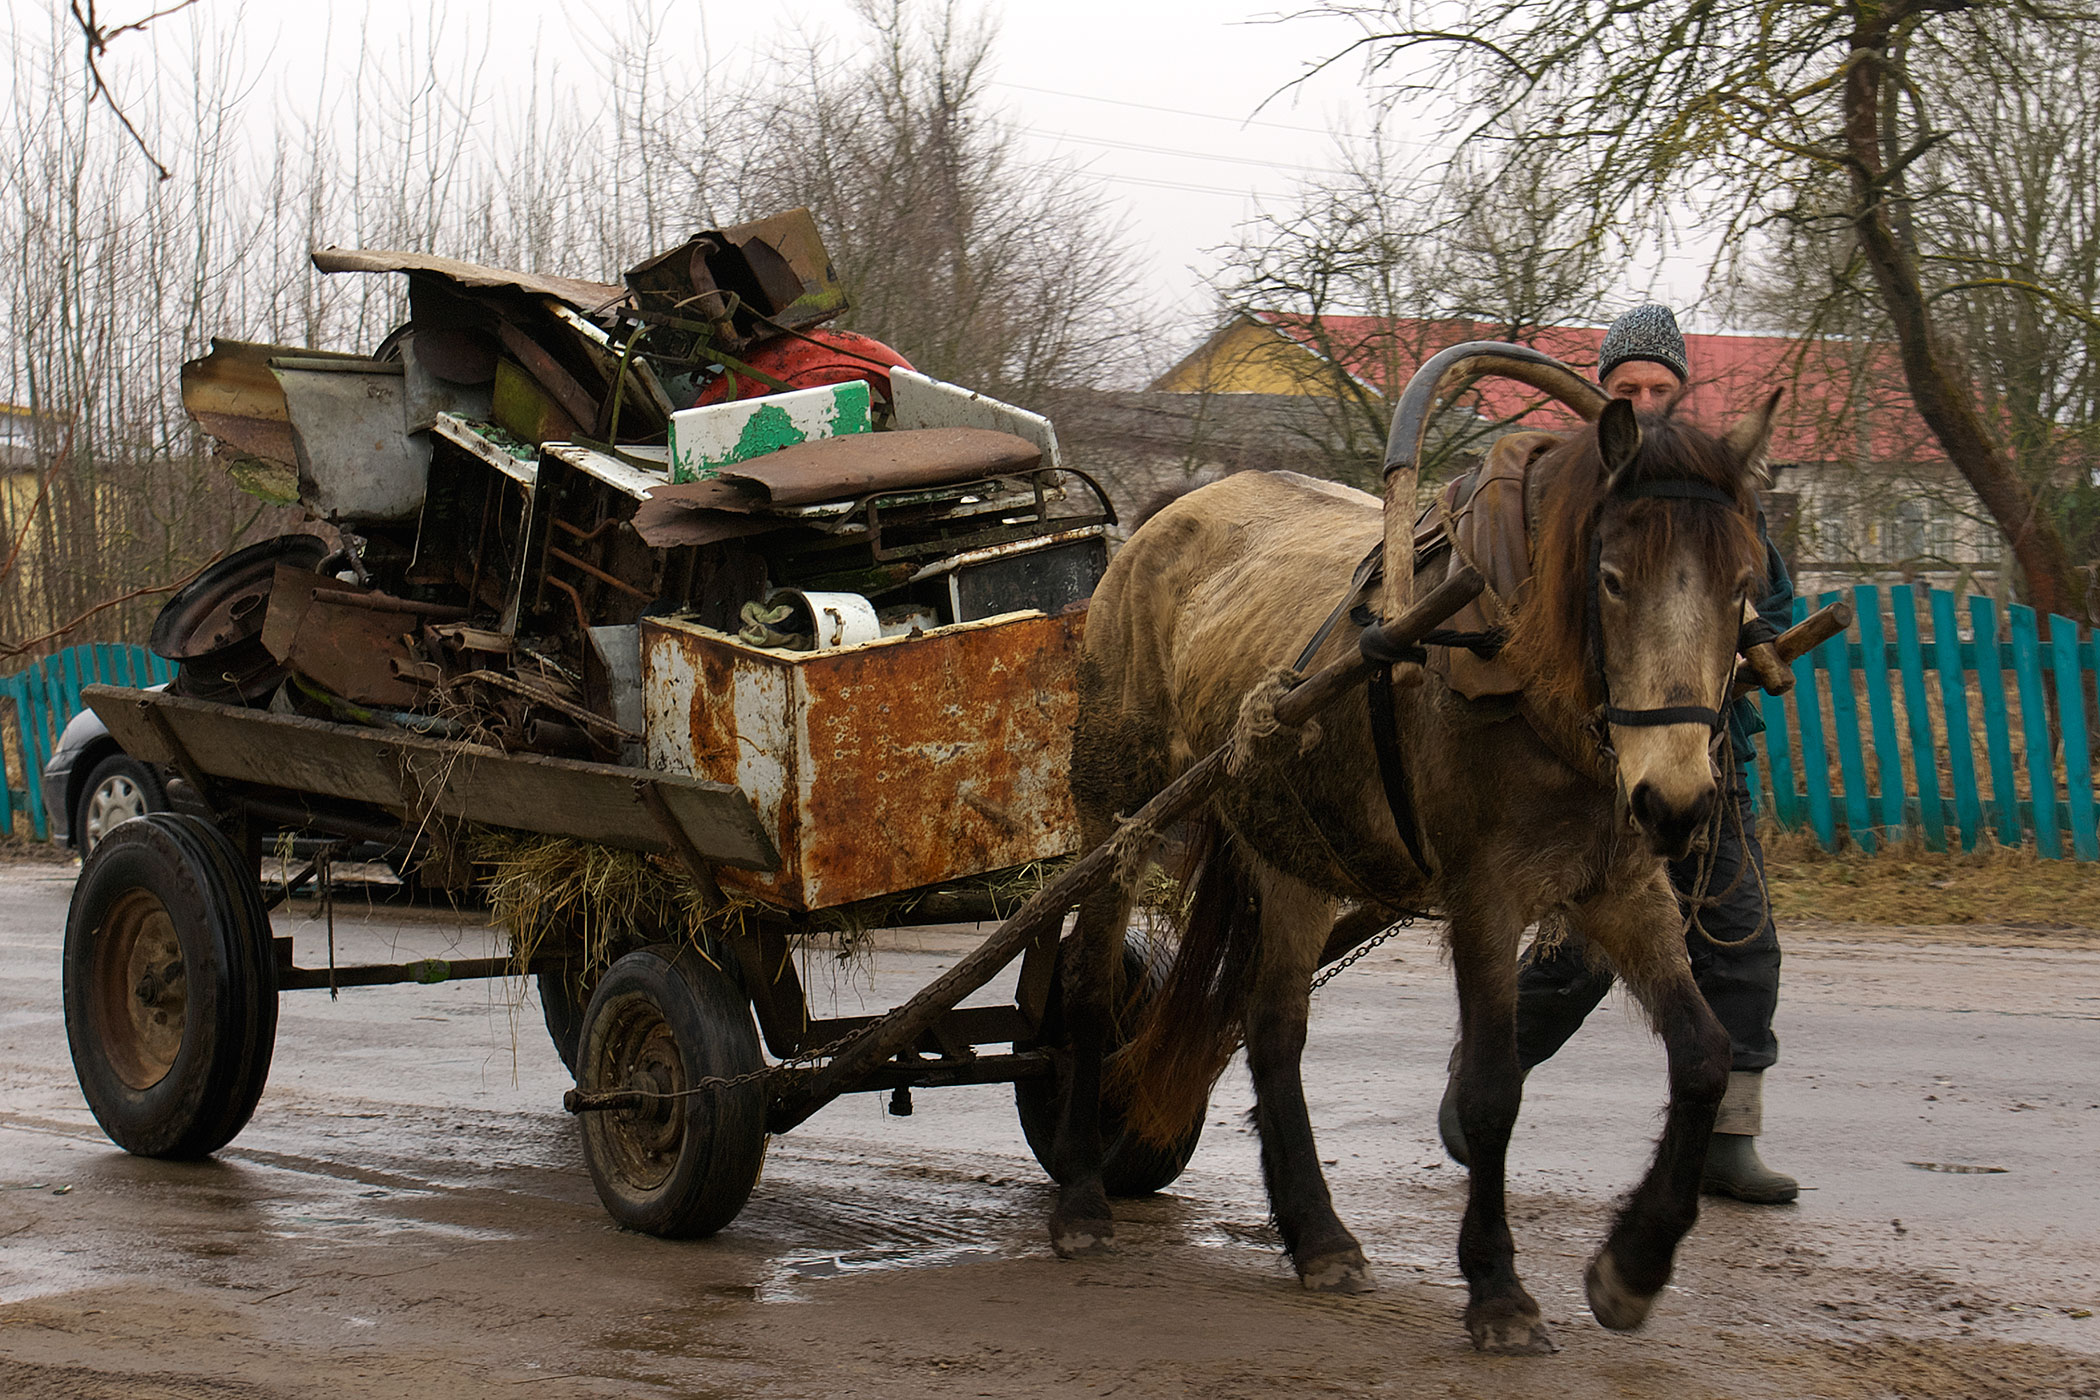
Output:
top-left (0, 642), bottom-right (170, 840)
top-left (1790, 596), bottom-right (1837, 847)
top-left (0, 678), bottom-right (19, 835)
top-left (1970, 595), bottom-right (2021, 848)
top-left (1855, 586), bottom-right (1906, 842)
top-left (1930, 589), bottom-right (1983, 850)
top-left (1823, 592), bottom-right (1876, 853)
top-left (2007, 604), bottom-right (2059, 858)
top-left (1758, 689), bottom-right (1794, 826)
top-left (1890, 586), bottom-right (1945, 851)
top-left (2050, 612), bottom-right (2097, 861)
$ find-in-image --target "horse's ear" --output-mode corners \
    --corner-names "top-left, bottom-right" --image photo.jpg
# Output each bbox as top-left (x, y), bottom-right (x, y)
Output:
top-left (1724, 388), bottom-right (1784, 489)
top-left (1598, 397), bottom-right (1642, 489)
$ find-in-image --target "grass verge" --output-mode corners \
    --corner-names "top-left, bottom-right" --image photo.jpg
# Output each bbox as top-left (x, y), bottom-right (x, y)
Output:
top-left (1762, 827), bottom-right (2100, 929)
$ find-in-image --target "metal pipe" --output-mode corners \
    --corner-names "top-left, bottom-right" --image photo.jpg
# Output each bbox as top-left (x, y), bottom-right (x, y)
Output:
top-left (548, 546), bottom-right (653, 600)
top-left (309, 587), bottom-right (473, 620)
top-left (280, 955), bottom-right (551, 992)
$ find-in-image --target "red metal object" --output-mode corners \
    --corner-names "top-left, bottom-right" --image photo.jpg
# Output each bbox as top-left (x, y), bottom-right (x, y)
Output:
top-left (692, 329), bottom-right (916, 408)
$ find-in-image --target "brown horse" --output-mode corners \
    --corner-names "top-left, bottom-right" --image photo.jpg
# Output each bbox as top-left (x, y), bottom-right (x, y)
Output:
top-left (1047, 394), bottom-right (1778, 1353)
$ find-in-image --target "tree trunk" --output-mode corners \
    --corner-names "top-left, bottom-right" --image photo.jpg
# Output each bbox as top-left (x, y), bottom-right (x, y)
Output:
top-left (1842, 7), bottom-right (2085, 623)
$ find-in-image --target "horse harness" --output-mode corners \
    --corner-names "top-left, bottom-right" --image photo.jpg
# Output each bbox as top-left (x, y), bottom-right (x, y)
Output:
top-left (1292, 460), bottom-right (1758, 878)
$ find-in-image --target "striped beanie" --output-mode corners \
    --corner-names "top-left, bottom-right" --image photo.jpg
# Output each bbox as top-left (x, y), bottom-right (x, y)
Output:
top-left (1597, 304), bottom-right (1688, 384)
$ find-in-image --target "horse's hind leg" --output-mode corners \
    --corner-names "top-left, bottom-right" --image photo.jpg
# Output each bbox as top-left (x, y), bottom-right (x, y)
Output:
top-left (1447, 901), bottom-right (1556, 1353)
top-left (1246, 866), bottom-right (1372, 1293)
top-left (1571, 877), bottom-right (1729, 1330)
top-left (1047, 876), bottom-right (1134, 1258)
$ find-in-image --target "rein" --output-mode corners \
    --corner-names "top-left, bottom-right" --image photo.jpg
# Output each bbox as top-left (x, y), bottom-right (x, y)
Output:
top-left (1584, 477), bottom-right (1742, 735)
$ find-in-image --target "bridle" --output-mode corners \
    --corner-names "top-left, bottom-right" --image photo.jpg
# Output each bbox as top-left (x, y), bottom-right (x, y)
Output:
top-left (1583, 476), bottom-right (1745, 736)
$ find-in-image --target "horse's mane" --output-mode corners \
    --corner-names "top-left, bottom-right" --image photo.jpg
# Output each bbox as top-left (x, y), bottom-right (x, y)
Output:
top-left (1503, 406), bottom-right (1764, 715)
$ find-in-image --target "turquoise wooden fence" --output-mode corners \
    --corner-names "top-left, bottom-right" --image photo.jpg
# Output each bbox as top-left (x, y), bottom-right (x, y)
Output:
top-left (1746, 584), bottom-right (2099, 860)
top-left (1, 643), bottom-right (173, 840)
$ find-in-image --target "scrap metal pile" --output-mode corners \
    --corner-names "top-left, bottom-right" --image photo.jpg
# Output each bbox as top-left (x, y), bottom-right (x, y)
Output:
top-left (164, 210), bottom-right (1114, 765)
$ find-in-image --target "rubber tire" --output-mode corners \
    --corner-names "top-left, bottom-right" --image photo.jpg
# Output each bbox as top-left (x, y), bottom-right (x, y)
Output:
top-left (576, 945), bottom-right (767, 1239)
top-left (537, 967), bottom-right (590, 1078)
top-left (1015, 936), bottom-right (1205, 1197)
top-left (63, 814), bottom-right (278, 1158)
top-left (75, 753), bottom-right (168, 856)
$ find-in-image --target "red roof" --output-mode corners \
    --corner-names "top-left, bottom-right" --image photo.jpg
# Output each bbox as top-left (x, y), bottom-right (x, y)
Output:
top-left (1251, 313), bottom-right (1942, 466)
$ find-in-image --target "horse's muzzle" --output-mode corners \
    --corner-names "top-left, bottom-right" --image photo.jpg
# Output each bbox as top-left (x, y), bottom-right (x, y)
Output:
top-left (1629, 779), bottom-right (1716, 862)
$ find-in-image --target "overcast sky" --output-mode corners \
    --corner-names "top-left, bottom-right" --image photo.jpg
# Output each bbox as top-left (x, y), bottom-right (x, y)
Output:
top-left (33, 1), bottom-right (1702, 356)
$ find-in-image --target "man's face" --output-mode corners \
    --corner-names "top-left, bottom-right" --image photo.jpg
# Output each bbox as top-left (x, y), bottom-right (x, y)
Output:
top-left (1602, 359), bottom-right (1682, 413)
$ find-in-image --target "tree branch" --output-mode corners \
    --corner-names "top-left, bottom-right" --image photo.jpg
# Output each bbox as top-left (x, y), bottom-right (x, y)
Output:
top-left (67, 0), bottom-right (201, 182)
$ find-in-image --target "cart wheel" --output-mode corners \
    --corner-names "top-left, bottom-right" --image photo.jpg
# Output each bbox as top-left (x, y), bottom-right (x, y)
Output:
top-left (63, 814), bottom-right (279, 1158)
top-left (576, 945), bottom-right (767, 1238)
top-left (1015, 936), bottom-right (1204, 1197)
top-left (537, 967), bottom-right (590, 1077)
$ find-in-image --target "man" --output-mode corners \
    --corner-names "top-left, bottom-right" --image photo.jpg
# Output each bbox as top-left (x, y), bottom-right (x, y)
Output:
top-left (1437, 303), bottom-right (1800, 1204)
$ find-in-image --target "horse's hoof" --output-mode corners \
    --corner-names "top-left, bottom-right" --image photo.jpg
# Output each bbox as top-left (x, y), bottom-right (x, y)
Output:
top-left (1050, 1217), bottom-right (1117, 1259)
top-left (1584, 1250), bottom-right (1659, 1331)
top-left (1297, 1248), bottom-right (1376, 1294)
top-left (1465, 1298), bottom-right (1558, 1354)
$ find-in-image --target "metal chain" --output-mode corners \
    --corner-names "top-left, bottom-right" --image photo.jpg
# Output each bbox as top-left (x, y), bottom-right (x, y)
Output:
top-left (1310, 914), bottom-right (1417, 992)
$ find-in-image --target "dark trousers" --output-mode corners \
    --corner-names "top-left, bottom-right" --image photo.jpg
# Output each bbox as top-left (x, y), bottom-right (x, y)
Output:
top-left (1514, 776), bottom-right (1780, 1075)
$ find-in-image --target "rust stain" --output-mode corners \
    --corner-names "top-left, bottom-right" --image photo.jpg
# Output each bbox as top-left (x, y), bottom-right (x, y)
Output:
top-left (645, 611), bottom-right (1082, 911)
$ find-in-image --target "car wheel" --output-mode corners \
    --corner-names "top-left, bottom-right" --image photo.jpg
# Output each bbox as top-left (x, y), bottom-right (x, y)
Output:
top-left (77, 754), bottom-right (168, 855)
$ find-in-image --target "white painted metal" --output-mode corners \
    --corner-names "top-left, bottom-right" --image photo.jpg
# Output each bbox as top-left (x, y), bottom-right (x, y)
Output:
top-left (666, 380), bottom-right (873, 483)
top-left (888, 368), bottom-right (1062, 467)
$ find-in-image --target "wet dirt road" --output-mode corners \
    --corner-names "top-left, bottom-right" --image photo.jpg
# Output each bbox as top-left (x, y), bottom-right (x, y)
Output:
top-left (2, 861), bottom-right (2096, 1399)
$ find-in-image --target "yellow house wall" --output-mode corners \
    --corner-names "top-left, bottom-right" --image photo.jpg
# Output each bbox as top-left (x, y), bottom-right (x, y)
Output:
top-left (1150, 320), bottom-right (1336, 396)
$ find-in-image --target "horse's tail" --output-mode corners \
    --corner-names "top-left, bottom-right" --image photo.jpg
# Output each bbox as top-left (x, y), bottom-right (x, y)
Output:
top-left (1111, 818), bottom-right (1260, 1147)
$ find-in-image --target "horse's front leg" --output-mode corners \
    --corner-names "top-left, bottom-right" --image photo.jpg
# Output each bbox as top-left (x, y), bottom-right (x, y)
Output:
top-left (1447, 899), bottom-right (1556, 1353)
top-left (1047, 879), bottom-right (1132, 1258)
top-left (1573, 875), bottom-right (1730, 1330)
top-left (1246, 868), bottom-right (1372, 1293)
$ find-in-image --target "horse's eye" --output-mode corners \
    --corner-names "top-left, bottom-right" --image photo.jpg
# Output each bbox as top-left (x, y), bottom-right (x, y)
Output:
top-left (1600, 569), bottom-right (1627, 600)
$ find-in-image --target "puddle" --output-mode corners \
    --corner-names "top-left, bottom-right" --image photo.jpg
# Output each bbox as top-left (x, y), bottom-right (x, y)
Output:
top-left (758, 1243), bottom-right (1004, 1300)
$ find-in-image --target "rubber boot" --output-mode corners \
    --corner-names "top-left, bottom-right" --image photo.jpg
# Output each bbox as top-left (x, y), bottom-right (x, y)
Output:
top-left (1438, 1043), bottom-right (1528, 1168)
top-left (1701, 1071), bottom-right (1799, 1204)
top-left (1437, 1043), bottom-right (1469, 1167)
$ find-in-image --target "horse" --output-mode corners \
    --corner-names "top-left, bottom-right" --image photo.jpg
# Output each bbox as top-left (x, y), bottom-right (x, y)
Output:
top-left (1046, 390), bottom-right (1779, 1354)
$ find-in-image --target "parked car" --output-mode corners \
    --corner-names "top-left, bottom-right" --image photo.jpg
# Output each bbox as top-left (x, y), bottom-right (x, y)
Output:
top-left (41, 693), bottom-right (171, 853)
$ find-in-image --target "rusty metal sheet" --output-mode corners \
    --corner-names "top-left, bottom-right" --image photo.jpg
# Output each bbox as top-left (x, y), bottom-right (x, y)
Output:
top-left (642, 610), bottom-right (1082, 911)
top-left (311, 248), bottom-right (628, 313)
top-left (259, 568), bottom-right (432, 709)
top-left (625, 208), bottom-right (847, 347)
top-left (82, 686), bottom-right (778, 870)
top-left (716, 428), bottom-right (1041, 506)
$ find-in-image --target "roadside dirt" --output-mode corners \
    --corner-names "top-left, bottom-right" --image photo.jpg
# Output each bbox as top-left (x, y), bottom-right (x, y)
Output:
top-left (2, 864), bottom-right (2096, 1398)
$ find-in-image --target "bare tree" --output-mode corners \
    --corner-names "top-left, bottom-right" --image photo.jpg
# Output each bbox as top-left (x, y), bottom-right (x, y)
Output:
top-left (1212, 132), bottom-right (1614, 487)
top-left (1312, 0), bottom-right (2099, 623)
top-left (718, 0), bottom-right (1151, 401)
top-left (0, 0), bottom-right (1153, 661)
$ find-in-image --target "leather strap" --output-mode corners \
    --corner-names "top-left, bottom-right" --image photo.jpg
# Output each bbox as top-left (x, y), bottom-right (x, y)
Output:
top-left (1366, 663), bottom-right (1431, 874)
top-left (1602, 703), bottom-right (1722, 728)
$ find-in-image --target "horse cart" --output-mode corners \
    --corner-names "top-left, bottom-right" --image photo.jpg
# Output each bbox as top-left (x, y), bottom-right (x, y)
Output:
top-left (61, 236), bottom-right (1846, 1250)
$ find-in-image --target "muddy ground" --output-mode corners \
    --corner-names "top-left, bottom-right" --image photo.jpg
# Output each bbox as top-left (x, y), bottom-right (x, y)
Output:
top-left (1, 861), bottom-right (2096, 1399)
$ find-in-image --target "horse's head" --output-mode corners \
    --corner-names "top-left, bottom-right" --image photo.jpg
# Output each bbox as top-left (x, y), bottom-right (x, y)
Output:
top-left (1513, 392), bottom-right (1780, 860)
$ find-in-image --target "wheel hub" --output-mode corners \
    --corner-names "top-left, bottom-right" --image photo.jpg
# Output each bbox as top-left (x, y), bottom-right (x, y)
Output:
top-left (85, 775), bottom-right (149, 850)
top-left (592, 997), bottom-right (688, 1192)
top-left (92, 888), bottom-right (187, 1090)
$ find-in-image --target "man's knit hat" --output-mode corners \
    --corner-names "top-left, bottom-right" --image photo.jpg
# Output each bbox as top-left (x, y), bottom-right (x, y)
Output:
top-left (1597, 303), bottom-right (1688, 384)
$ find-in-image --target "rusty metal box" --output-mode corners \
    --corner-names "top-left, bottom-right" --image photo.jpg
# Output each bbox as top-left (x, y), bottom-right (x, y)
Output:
top-left (641, 610), bottom-right (1083, 911)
